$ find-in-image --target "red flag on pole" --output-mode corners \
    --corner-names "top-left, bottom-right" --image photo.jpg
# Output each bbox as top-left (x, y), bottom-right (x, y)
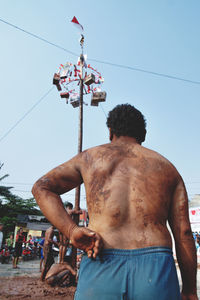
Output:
top-left (71, 16), bottom-right (84, 32)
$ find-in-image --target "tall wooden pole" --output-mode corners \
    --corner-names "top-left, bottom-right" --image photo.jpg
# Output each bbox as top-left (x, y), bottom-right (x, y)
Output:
top-left (72, 53), bottom-right (84, 269)
top-left (74, 54), bottom-right (84, 212)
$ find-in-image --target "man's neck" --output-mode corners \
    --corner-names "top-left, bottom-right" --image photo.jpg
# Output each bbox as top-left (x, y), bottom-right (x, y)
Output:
top-left (111, 135), bottom-right (139, 144)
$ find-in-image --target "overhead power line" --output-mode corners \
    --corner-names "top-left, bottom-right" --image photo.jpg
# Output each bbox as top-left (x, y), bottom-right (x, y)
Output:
top-left (0, 183), bottom-right (198, 200)
top-left (0, 182), bottom-right (33, 186)
top-left (99, 103), bottom-right (107, 118)
top-left (11, 188), bottom-right (85, 195)
top-left (89, 58), bottom-right (200, 86)
top-left (0, 18), bottom-right (78, 57)
top-left (0, 87), bottom-right (54, 143)
top-left (0, 17), bottom-right (200, 86)
top-left (2, 180), bottom-right (200, 185)
top-left (10, 189), bottom-right (87, 199)
top-left (0, 182), bottom-right (86, 196)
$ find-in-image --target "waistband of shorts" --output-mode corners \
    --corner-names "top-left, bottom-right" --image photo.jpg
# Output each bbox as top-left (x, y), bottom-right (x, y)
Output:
top-left (100, 246), bottom-right (172, 257)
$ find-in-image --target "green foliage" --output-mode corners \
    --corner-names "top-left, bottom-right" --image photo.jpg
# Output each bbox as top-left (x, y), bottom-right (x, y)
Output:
top-left (0, 163), bottom-right (42, 238)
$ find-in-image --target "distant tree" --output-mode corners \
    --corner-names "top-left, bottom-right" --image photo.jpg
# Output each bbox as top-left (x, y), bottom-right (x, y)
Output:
top-left (0, 163), bottom-right (42, 238)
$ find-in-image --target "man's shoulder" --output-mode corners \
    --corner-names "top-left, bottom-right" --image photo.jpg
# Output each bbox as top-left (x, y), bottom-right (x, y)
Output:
top-left (74, 143), bottom-right (115, 170)
top-left (83, 143), bottom-right (110, 153)
top-left (141, 146), bottom-right (179, 175)
top-left (78, 143), bottom-right (111, 159)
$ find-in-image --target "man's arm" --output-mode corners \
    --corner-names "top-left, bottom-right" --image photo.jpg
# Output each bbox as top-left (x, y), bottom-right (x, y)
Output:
top-left (32, 156), bottom-right (83, 237)
top-left (168, 176), bottom-right (198, 300)
top-left (32, 155), bottom-right (103, 258)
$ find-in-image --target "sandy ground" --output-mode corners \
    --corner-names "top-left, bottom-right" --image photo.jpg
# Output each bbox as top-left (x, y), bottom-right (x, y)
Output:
top-left (0, 277), bottom-right (75, 300)
top-left (0, 258), bottom-right (199, 299)
top-left (0, 259), bottom-right (75, 300)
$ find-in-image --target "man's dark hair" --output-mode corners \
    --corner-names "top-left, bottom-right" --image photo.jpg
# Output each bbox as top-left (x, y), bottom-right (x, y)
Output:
top-left (106, 104), bottom-right (146, 143)
top-left (64, 201), bottom-right (73, 209)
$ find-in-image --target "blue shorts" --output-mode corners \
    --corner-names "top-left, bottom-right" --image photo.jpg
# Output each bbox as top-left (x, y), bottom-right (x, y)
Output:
top-left (74, 247), bottom-right (181, 300)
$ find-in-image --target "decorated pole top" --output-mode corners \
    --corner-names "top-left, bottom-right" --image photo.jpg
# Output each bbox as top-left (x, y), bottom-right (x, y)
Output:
top-left (52, 17), bottom-right (107, 108)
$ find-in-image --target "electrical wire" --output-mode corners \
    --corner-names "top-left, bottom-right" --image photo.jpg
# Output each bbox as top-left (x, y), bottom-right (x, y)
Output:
top-left (0, 87), bottom-right (54, 143)
top-left (99, 103), bottom-right (107, 118)
top-left (89, 58), bottom-right (200, 85)
top-left (1, 183), bottom-right (198, 201)
top-left (6, 188), bottom-right (200, 202)
top-left (11, 189), bottom-right (85, 197)
top-left (1, 183), bottom-right (199, 198)
top-left (0, 18), bottom-right (78, 57)
top-left (0, 182), bottom-right (33, 186)
top-left (0, 17), bottom-right (200, 85)
top-left (10, 189), bottom-right (87, 202)
top-left (2, 181), bottom-right (200, 185)
top-left (0, 183), bottom-right (87, 197)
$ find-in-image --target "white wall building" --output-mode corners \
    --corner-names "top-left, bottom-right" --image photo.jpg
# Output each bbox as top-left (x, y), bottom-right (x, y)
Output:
top-left (189, 194), bottom-right (200, 232)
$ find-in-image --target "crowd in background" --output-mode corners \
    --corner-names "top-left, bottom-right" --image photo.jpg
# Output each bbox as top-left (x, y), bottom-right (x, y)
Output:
top-left (193, 231), bottom-right (200, 253)
top-left (0, 224), bottom-right (49, 267)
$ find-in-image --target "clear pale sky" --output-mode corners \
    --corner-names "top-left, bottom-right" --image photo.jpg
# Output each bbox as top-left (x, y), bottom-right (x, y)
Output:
top-left (0, 0), bottom-right (200, 209)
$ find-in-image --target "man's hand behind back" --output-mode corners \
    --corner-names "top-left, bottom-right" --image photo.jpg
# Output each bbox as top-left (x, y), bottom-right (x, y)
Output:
top-left (69, 226), bottom-right (103, 259)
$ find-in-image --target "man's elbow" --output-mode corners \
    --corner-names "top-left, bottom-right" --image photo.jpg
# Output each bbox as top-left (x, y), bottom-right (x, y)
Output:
top-left (182, 228), bottom-right (193, 238)
top-left (32, 177), bottom-right (53, 201)
top-left (32, 180), bottom-right (43, 200)
top-left (175, 227), bottom-right (194, 244)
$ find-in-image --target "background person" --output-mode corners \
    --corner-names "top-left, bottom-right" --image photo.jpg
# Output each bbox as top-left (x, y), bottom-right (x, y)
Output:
top-left (40, 226), bottom-right (55, 281)
top-left (26, 234), bottom-right (34, 246)
top-left (13, 228), bottom-right (25, 269)
top-left (39, 235), bottom-right (45, 272)
top-left (6, 234), bottom-right (13, 251)
top-left (59, 202), bottom-right (81, 264)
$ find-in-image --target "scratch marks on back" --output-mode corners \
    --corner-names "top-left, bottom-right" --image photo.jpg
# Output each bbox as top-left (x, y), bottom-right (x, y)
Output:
top-left (88, 171), bottom-right (111, 214)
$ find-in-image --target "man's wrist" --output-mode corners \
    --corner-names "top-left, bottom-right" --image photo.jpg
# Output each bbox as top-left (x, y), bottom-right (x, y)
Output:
top-left (68, 223), bottom-right (79, 240)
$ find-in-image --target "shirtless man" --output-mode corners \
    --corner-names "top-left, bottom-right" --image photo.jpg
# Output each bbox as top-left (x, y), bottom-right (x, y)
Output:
top-left (13, 228), bottom-right (25, 269)
top-left (32, 104), bottom-right (198, 300)
top-left (44, 203), bottom-right (80, 286)
top-left (41, 226), bottom-right (56, 280)
top-left (59, 202), bottom-right (80, 264)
